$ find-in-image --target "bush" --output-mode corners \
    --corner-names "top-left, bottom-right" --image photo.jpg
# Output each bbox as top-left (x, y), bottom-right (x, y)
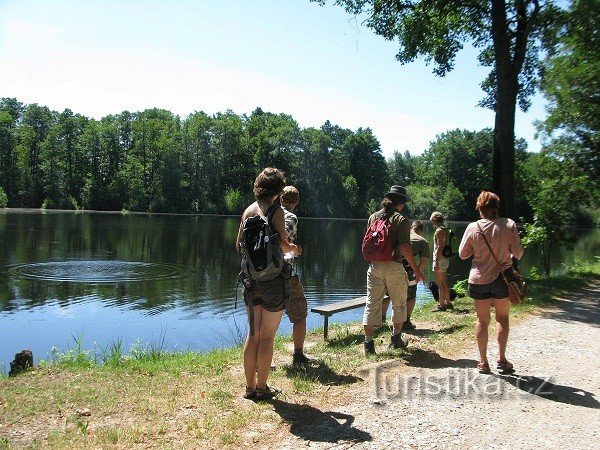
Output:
top-left (224, 189), bottom-right (244, 214)
top-left (41, 198), bottom-right (55, 210)
top-left (0, 188), bottom-right (7, 208)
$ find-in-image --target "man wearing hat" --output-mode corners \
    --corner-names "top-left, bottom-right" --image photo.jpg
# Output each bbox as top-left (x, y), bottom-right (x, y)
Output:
top-left (363, 185), bottom-right (426, 355)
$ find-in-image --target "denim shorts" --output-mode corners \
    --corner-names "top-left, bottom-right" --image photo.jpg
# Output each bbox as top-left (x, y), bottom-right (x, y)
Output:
top-left (468, 274), bottom-right (509, 300)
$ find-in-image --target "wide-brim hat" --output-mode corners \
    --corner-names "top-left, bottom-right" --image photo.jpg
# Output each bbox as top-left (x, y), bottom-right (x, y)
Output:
top-left (385, 185), bottom-right (411, 202)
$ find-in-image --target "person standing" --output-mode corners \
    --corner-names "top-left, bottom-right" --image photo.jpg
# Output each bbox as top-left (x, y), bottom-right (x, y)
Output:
top-left (363, 186), bottom-right (425, 355)
top-left (280, 186), bottom-right (311, 365)
top-left (403, 220), bottom-right (430, 330)
top-left (458, 191), bottom-right (524, 374)
top-left (381, 220), bottom-right (429, 330)
top-left (236, 168), bottom-right (302, 400)
top-left (430, 211), bottom-right (452, 310)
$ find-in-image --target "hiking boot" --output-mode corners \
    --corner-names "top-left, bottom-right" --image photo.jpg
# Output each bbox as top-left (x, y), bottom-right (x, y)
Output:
top-left (389, 333), bottom-right (409, 350)
top-left (364, 340), bottom-right (376, 355)
top-left (402, 320), bottom-right (416, 331)
top-left (292, 352), bottom-right (313, 365)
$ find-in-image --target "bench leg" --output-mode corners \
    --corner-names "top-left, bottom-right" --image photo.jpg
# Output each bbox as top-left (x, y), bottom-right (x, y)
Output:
top-left (324, 315), bottom-right (329, 341)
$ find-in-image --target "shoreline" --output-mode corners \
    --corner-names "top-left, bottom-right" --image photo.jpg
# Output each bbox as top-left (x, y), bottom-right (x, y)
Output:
top-left (1, 260), bottom-right (598, 448)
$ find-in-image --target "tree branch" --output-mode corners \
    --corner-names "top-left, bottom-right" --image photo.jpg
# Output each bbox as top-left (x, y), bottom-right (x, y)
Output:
top-left (513, 0), bottom-right (540, 72)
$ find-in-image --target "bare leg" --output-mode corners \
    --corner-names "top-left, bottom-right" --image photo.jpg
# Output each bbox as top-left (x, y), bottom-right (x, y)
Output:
top-left (406, 298), bottom-right (416, 320)
top-left (256, 309), bottom-right (284, 390)
top-left (292, 319), bottom-right (306, 350)
top-left (475, 300), bottom-right (492, 365)
top-left (494, 298), bottom-right (511, 362)
top-left (434, 270), bottom-right (450, 306)
top-left (243, 305), bottom-right (262, 389)
top-left (364, 324), bottom-right (375, 340)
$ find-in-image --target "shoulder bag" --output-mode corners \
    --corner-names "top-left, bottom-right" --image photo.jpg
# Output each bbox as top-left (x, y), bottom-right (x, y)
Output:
top-left (476, 222), bottom-right (526, 304)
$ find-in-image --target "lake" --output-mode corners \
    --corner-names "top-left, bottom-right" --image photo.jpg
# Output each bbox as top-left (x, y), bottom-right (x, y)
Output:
top-left (1, 210), bottom-right (598, 371)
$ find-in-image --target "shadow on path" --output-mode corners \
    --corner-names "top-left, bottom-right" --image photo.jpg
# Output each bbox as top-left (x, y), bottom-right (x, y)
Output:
top-left (270, 399), bottom-right (372, 444)
top-left (403, 347), bottom-right (478, 369)
top-left (408, 324), bottom-right (467, 337)
top-left (283, 360), bottom-right (362, 386)
top-left (539, 283), bottom-right (600, 327)
top-left (494, 373), bottom-right (600, 409)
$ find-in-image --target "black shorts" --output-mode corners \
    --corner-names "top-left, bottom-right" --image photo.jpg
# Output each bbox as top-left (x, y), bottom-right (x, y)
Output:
top-left (407, 283), bottom-right (417, 300)
top-left (468, 274), bottom-right (509, 300)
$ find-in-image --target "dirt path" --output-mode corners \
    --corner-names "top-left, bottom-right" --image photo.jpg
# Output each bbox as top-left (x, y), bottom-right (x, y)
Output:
top-left (271, 282), bottom-right (600, 449)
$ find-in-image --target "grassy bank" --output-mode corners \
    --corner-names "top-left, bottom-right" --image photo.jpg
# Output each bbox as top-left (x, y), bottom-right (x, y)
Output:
top-left (1, 258), bottom-right (598, 449)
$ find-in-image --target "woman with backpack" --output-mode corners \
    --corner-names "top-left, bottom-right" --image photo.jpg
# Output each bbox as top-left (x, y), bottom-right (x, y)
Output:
top-left (236, 167), bottom-right (302, 400)
top-left (458, 191), bottom-right (524, 374)
top-left (430, 211), bottom-right (452, 311)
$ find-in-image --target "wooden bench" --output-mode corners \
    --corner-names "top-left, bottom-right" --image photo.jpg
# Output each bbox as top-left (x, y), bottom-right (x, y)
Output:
top-left (310, 296), bottom-right (367, 340)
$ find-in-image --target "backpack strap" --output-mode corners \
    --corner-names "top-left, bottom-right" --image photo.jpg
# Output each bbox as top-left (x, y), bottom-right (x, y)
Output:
top-left (265, 201), bottom-right (281, 227)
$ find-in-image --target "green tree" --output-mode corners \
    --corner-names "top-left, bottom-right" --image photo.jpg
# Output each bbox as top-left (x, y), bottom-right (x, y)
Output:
top-left (182, 111), bottom-right (213, 212)
top-left (294, 127), bottom-right (344, 216)
top-left (0, 187), bottom-right (7, 208)
top-left (335, 129), bottom-right (389, 216)
top-left (388, 150), bottom-right (416, 186)
top-left (540, 0), bottom-right (599, 179)
top-left (521, 141), bottom-right (595, 274)
top-left (314, 0), bottom-right (563, 218)
top-left (17, 104), bottom-right (54, 206)
top-left (247, 108), bottom-right (301, 174)
top-left (209, 111), bottom-right (253, 213)
top-left (0, 111), bottom-right (19, 204)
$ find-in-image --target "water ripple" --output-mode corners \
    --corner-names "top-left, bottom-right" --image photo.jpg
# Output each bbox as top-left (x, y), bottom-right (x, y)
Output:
top-left (9, 260), bottom-right (185, 283)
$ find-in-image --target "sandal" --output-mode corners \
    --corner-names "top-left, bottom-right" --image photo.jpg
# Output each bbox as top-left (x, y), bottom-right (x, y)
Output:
top-left (243, 386), bottom-right (256, 399)
top-left (477, 362), bottom-right (491, 374)
top-left (254, 385), bottom-right (280, 401)
top-left (497, 359), bottom-right (515, 374)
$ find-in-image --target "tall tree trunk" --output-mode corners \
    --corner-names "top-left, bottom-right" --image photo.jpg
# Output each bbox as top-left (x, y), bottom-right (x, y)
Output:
top-left (493, 81), bottom-right (518, 219)
top-left (491, 0), bottom-right (517, 219)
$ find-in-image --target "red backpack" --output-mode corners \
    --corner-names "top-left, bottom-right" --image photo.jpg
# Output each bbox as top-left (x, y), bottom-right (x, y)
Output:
top-left (361, 213), bottom-right (396, 262)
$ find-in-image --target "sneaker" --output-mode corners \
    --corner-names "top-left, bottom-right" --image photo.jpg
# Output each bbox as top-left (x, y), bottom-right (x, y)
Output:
top-left (402, 320), bottom-right (416, 331)
top-left (364, 340), bottom-right (376, 355)
top-left (389, 333), bottom-right (408, 349)
top-left (292, 352), bottom-right (313, 365)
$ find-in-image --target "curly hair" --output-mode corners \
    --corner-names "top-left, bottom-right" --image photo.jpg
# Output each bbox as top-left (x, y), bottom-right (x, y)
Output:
top-left (430, 211), bottom-right (445, 224)
top-left (281, 185), bottom-right (300, 204)
top-left (476, 190), bottom-right (500, 219)
top-left (253, 167), bottom-right (286, 200)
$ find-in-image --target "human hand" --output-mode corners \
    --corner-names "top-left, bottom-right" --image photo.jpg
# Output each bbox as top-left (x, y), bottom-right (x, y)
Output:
top-left (293, 244), bottom-right (303, 256)
top-left (414, 269), bottom-right (426, 284)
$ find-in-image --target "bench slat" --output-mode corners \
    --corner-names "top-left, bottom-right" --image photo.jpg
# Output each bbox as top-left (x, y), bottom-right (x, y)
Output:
top-left (310, 296), bottom-right (367, 315)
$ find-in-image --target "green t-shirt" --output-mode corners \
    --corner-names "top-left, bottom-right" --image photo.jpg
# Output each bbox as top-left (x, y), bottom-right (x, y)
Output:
top-left (367, 210), bottom-right (410, 263)
top-left (410, 231), bottom-right (430, 258)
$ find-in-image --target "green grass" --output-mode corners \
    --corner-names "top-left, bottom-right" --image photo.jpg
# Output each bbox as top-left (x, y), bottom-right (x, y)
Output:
top-left (1, 258), bottom-right (597, 448)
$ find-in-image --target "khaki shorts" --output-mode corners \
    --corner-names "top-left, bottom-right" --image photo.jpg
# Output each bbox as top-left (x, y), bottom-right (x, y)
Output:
top-left (286, 275), bottom-right (307, 323)
top-left (364, 261), bottom-right (408, 326)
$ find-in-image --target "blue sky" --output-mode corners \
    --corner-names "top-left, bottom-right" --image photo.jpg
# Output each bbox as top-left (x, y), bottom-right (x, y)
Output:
top-left (0, 0), bottom-right (546, 157)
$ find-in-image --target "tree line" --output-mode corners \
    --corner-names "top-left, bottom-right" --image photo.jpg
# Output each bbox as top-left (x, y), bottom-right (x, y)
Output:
top-left (0, 96), bottom-right (596, 228)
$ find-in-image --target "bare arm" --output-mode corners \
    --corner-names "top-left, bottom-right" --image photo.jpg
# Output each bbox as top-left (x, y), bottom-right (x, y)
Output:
top-left (272, 207), bottom-right (302, 255)
top-left (435, 228), bottom-right (446, 260)
top-left (400, 243), bottom-right (425, 283)
top-left (458, 226), bottom-right (473, 260)
top-left (418, 256), bottom-right (429, 274)
top-left (510, 222), bottom-right (524, 260)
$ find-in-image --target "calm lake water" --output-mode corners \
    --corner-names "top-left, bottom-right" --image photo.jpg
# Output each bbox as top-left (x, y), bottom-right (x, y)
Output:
top-left (1, 210), bottom-right (598, 371)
